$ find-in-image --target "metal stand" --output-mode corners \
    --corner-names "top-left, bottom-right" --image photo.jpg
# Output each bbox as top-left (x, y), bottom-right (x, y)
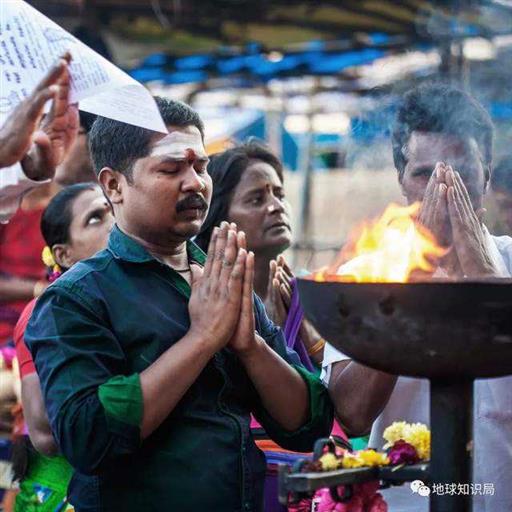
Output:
top-left (430, 379), bottom-right (473, 512)
top-left (278, 462), bottom-right (430, 506)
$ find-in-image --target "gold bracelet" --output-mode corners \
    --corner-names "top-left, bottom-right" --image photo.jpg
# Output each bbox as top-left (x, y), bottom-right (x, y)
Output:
top-left (307, 338), bottom-right (326, 356)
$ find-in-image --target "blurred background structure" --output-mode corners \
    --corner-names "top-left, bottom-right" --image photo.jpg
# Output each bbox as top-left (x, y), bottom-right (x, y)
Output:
top-left (27, 0), bottom-right (512, 268)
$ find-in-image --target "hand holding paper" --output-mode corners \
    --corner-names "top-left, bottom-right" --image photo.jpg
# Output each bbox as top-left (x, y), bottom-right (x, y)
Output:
top-left (0, 53), bottom-right (76, 177)
top-left (21, 52), bottom-right (79, 181)
top-left (0, 0), bottom-right (166, 135)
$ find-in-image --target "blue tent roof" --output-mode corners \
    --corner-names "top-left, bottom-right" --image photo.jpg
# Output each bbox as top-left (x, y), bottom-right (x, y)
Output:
top-left (308, 49), bottom-right (385, 74)
top-left (128, 35), bottom-right (429, 86)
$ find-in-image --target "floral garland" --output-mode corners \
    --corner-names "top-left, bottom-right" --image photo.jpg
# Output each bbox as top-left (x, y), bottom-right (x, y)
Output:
top-left (42, 246), bottom-right (62, 282)
top-left (287, 422), bottom-right (431, 512)
top-left (383, 421), bottom-right (430, 462)
top-left (288, 482), bottom-right (387, 512)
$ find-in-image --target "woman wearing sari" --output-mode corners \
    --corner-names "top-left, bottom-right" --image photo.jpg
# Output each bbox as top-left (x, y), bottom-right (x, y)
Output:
top-left (195, 141), bottom-right (325, 369)
top-left (12, 182), bottom-right (113, 512)
top-left (196, 141), bottom-right (346, 512)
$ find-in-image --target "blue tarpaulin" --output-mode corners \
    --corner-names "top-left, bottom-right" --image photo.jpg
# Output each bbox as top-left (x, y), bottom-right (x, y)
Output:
top-left (128, 36), bottom-right (413, 85)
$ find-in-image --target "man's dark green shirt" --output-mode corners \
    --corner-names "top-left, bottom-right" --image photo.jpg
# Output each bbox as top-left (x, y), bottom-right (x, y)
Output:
top-left (25, 226), bottom-right (333, 512)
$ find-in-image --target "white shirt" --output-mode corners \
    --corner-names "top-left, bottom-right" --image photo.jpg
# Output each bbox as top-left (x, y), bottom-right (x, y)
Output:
top-left (321, 231), bottom-right (512, 512)
top-left (0, 162), bottom-right (48, 222)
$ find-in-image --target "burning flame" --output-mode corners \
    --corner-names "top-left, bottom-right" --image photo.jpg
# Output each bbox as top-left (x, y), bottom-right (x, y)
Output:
top-left (315, 203), bottom-right (447, 283)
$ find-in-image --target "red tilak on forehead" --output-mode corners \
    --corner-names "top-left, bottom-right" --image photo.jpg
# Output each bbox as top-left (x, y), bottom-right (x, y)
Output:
top-left (185, 148), bottom-right (196, 160)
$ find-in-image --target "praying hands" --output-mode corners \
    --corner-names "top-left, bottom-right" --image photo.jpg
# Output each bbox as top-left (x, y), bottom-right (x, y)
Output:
top-left (445, 167), bottom-right (498, 278)
top-left (264, 255), bottom-right (325, 363)
top-left (418, 162), bottom-right (498, 278)
top-left (417, 162), bottom-right (449, 246)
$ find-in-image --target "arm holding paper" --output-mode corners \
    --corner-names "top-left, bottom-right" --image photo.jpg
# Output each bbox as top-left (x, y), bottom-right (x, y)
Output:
top-left (0, 53), bottom-right (78, 222)
top-left (0, 0), bottom-right (167, 223)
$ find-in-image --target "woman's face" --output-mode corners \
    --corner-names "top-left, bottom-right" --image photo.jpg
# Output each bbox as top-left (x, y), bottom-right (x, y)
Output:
top-left (62, 187), bottom-right (114, 267)
top-left (227, 160), bottom-right (291, 255)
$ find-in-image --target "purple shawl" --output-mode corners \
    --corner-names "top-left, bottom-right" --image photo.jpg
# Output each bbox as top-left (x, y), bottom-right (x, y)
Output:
top-left (283, 278), bottom-right (315, 372)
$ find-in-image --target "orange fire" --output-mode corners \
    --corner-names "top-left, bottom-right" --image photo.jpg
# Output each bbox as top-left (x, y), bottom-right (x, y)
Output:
top-left (314, 203), bottom-right (447, 283)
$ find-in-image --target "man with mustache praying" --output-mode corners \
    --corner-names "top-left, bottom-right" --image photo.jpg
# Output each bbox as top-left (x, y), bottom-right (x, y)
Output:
top-left (323, 83), bottom-right (512, 512)
top-left (25, 97), bottom-right (333, 512)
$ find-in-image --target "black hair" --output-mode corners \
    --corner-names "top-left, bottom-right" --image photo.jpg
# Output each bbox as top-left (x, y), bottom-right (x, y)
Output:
top-left (41, 182), bottom-right (98, 248)
top-left (392, 83), bottom-right (494, 179)
top-left (492, 157), bottom-right (512, 193)
top-left (79, 110), bottom-right (97, 134)
top-left (88, 96), bottom-right (205, 181)
top-left (195, 140), bottom-right (284, 251)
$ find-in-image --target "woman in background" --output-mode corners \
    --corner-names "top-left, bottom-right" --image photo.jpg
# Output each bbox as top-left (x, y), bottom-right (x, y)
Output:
top-left (12, 182), bottom-right (113, 512)
top-left (0, 112), bottom-right (96, 349)
top-left (196, 141), bottom-right (325, 369)
top-left (196, 141), bottom-right (345, 512)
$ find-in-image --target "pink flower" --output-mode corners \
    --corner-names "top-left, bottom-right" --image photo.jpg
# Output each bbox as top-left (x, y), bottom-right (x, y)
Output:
top-left (0, 346), bottom-right (16, 366)
top-left (315, 488), bottom-right (337, 512)
top-left (48, 270), bottom-right (62, 282)
top-left (288, 498), bottom-right (312, 512)
top-left (315, 488), bottom-right (349, 512)
top-left (367, 493), bottom-right (388, 512)
top-left (346, 495), bottom-right (364, 512)
top-left (310, 482), bottom-right (387, 512)
top-left (388, 440), bottom-right (420, 465)
top-left (354, 481), bottom-right (380, 500)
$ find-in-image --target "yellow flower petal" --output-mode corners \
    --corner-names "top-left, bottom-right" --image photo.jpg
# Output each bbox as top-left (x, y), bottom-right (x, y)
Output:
top-left (340, 449), bottom-right (389, 469)
top-left (341, 452), bottom-right (365, 469)
top-left (382, 421), bottom-right (431, 460)
top-left (42, 246), bottom-right (56, 267)
top-left (319, 453), bottom-right (340, 471)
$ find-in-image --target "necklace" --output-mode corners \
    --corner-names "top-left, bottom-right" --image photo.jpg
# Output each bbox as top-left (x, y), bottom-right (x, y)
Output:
top-left (174, 267), bottom-right (191, 273)
top-left (152, 250), bottom-right (192, 273)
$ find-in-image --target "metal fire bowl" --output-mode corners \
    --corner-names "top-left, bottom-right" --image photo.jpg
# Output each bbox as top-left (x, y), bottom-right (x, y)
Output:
top-left (297, 278), bottom-right (512, 379)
